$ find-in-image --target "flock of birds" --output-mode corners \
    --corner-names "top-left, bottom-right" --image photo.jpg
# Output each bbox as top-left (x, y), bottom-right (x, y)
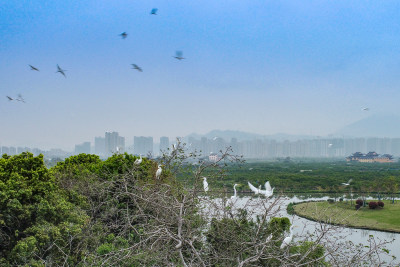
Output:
top-left (6, 7), bottom-right (185, 103)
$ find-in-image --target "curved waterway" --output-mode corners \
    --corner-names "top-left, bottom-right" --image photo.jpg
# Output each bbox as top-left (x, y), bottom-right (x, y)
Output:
top-left (201, 194), bottom-right (399, 265)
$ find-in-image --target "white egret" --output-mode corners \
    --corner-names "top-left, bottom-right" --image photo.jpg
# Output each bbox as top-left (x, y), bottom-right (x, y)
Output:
top-left (230, 184), bottom-right (239, 200)
top-left (362, 107), bottom-right (369, 111)
top-left (16, 94), bottom-right (25, 103)
top-left (280, 225), bottom-right (297, 249)
top-left (134, 155), bottom-right (142, 165)
top-left (202, 177), bottom-right (209, 192)
top-left (248, 181), bottom-right (274, 198)
top-left (342, 179), bottom-right (352, 186)
top-left (155, 164), bottom-right (162, 179)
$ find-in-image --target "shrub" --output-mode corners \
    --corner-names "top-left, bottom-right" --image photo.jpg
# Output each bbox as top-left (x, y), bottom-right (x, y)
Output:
top-left (355, 204), bottom-right (361, 210)
top-left (356, 199), bottom-right (363, 206)
top-left (369, 201), bottom-right (378, 209)
top-left (327, 199), bottom-right (334, 204)
top-left (377, 201), bottom-right (384, 208)
top-left (339, 198), bottom-right (343, 202)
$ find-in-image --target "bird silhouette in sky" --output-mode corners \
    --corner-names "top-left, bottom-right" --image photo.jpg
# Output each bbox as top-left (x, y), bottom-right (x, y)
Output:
top-left (29, 65), bottom-right (39, 71)
top-left (16, 94), bottom-right (25, 103)
top-left (150, 8), bottom-right (158, 15)
top-left (6, 96), bottom-right (13, 101)
top-left (131, 64), bottom-right (143, 72)
top-left (120, 32), bottom-right (128, 39)
top-left (173, 51), bottom-right (185, 60)
top-left (56, 65), bottom-right (67, 77)
top-left (362, 107), bottom-right (369, 111)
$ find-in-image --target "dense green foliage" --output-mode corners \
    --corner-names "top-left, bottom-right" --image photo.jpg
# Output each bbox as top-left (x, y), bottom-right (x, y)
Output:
top-left (179, 161), bottom-right (400, 193)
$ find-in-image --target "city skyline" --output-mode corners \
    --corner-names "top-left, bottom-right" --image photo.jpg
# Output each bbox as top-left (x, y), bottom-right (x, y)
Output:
top-left (1, 1), bottom-right (400, 150)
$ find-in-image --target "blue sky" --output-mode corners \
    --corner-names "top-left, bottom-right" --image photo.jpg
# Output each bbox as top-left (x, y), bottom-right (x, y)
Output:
top-left (1, 0), bottom-right (400, 150)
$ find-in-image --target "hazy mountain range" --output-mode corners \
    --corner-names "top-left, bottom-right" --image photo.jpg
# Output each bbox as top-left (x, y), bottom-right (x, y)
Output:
top-left (187, 114), bottom-right (400, 141)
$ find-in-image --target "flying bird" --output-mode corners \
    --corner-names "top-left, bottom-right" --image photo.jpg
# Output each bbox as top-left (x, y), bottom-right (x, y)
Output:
top-left (202, 177), bottom-right (209, 192)
top-left (173, 51), bottom-right (185, 60)
top-left (16, 94), bottom-right (25, 103)
top-left (342, 179), bottom-right (352, 186)
top-left (156, 164), bottom-right (162, 179)
top-left (29, 65), bottom-right (39, 71)
top-left (134, 155), bottom-right (142, 165)
top-left (56, 65), bottom-right (66, 77)
top-left (150, 8), bottom-right (158, 15)
top-left (280, 225), bottom-right (297, 249)
top-left (6, 96), bottom-right (13, 101)
top-left (131, 64), bottom-right (143, 72)
top-left (248, 181), bottom-right (274, 198)
top-left (362, 107), bottom-right (369, 111)
top-left (120, 32), bottom-right (128, 39)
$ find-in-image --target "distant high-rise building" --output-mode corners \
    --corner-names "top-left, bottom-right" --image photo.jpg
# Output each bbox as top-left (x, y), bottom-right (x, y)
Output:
top-left (134, 136), bottom-right (153, 156)
top-left (95, 136), bottom-right (105, 156)
top-left (105, 132), bottom-right (125, 156)
top-left (1, 146), bottom-right (9, 155)
top-left (75, 142), bottom-right (91, 154)
top-left (160, 136), bottom-right (169, 153)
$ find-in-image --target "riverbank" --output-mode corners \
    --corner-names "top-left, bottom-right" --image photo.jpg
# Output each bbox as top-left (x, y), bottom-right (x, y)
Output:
top-left (293, 200), bottom-right (400, 233)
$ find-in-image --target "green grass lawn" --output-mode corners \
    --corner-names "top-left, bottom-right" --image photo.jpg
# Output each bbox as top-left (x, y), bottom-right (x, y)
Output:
top-left (293, 200), bottom-right (400, 233)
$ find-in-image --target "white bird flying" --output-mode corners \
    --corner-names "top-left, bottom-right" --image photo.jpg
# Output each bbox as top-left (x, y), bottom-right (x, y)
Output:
top-left (156, 164), bottom-right (162, 179)
top-left (173, 51), bottom-right (185, 60)
top-left (248, 181), bottom-right (274, 198)
top-left (362, 107), bottom-right (369, 111)
top-left (56, 64), bottom-right (66, 77)
top-left (280, 225), bottom-right (297, 249)
top-left (120, 32), bottom-right (128, 39)
top-left (342, 179), bottom-right (352, 186)
top-left (202, 177), bottom-right (209, 192)
top-left (131, 64), bottom-right (143, 72)
top-left (135, 155), bottom-right (142, 165)
top-left (150, 8), bottom-right (158, 15)
top-left (29, 65), bottom-right (39, 71)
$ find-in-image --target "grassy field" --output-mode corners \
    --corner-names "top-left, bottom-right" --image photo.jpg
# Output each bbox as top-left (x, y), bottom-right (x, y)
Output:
top-left (293, 200), bottom-right (400, 233)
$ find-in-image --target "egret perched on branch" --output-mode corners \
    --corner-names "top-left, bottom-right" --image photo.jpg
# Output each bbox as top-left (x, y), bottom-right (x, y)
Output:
top-left (156, 164), bottom-right (162, 179)
top-left (342, 179), bottom-right (352, 186)
top-left (280, 225), bottom-right (297, 249)
top-left (231, 184), bottom-right (239, 200)
top-left (135, 155), bottom-right (142, 165)
top-left (202, 177), bottom-right (209, 192)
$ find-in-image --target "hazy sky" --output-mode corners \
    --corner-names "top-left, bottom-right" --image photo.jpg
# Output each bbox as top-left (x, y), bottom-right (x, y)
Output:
top-left (1, 1), bottom-right (400, 150)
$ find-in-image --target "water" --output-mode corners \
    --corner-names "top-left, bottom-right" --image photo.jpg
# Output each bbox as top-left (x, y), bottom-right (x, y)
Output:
top-left (201, 194), bottom-right (399, 265)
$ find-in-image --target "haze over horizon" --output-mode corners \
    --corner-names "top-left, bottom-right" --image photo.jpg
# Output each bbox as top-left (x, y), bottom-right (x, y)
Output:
top-left (1, 1), bottom-right (400, 150)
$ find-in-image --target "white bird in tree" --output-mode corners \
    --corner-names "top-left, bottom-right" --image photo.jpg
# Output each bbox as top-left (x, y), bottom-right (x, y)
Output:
top-left (230, 184), bottom-right (239, 200)
top-left (135, 155), bottom-right (142, 165)
top-left (280, 225), bottom-right (297, 249)
top-left (56, 64), bottom-right (66, 77)
top-left (156, 164), bottom-right (162, 179)
top-left (342, 179), bottom-right (352, 186)
top-left (248, 181), bottom-right (274, 197)
top-left (173, 50), bottom-right (185, 60)
top-left (131, 64), bottom-right (143, 72)
top-left (202, 177), bottom-right (209, 192)
top-left (29, 65), bottom-right (39, 71)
